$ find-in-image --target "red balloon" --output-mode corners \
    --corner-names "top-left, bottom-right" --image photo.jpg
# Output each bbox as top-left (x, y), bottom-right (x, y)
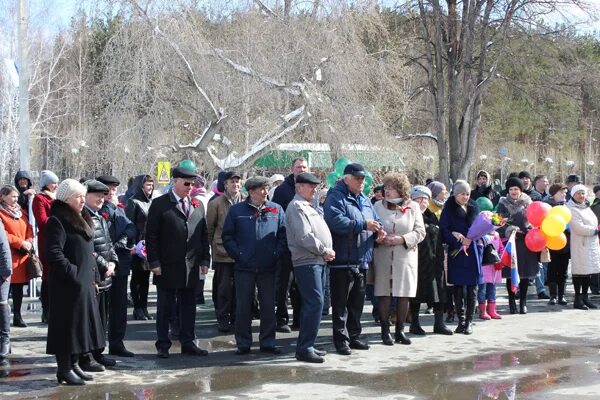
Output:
top-left (525, 228), bottom-right (547, 252)
top-left (526, 201), bottom-right (552, 228)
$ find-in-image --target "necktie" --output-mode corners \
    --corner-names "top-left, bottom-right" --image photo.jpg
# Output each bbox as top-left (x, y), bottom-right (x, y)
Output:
top-left (180, 198), bottom-right (188, 217)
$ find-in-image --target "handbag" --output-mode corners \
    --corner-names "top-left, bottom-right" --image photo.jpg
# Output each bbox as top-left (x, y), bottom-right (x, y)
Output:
top-left (27, 250), bottom-right (43, 280)
top-left (482, 243), bottom-right (501, 265)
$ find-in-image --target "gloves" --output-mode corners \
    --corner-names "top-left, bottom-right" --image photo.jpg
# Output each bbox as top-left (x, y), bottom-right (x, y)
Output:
top-left (505, 225), bottom-right (520, 237)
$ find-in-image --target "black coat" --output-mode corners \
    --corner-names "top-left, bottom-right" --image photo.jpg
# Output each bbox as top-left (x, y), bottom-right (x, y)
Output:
top-left (470, 185), bottom-right (500, 206)
top-left (45, 200), bottom-right (105, 355)
top-left (125, 175), bottom-right (153, 270)
top-left (84, 207), bottom-right (119, 286)
top-left (271, 174), bottom-right (296, 211)
top-left (413, 209), bottom-right (447, 304)
top-left (146, 191), bottom-right (210, 289)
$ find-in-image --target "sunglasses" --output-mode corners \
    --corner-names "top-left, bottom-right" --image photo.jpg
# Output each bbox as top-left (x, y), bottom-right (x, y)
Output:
top-left (182, 181), bottom-right (194, 187)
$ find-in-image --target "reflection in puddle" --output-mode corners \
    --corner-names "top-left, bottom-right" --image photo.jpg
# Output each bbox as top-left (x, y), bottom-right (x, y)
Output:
top-left (3, 345), bottom-right (599, 399)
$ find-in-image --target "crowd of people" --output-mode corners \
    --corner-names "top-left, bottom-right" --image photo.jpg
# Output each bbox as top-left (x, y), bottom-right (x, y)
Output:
top-left (0, 159), bottom-right (599, 385)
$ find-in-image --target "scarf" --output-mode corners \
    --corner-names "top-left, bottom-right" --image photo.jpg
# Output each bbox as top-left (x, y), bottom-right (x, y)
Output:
top-left (42, 190), bottom-right (56, 200)
top-left (499, 193), bottom-right (532, 216)
top-left (0, 202), bottom-right (23, 219)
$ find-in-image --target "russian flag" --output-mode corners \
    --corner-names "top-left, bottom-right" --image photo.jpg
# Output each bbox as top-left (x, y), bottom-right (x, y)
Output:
top-left (503, 231), bottom-right (520, 293)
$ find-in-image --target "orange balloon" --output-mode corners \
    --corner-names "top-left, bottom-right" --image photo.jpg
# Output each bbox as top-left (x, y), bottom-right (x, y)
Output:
top-left (546, 233), bottom-right (567, 251)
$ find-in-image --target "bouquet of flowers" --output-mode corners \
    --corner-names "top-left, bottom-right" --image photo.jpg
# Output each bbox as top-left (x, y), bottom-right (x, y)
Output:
top-left (451, 211), bottom-right (506, 257)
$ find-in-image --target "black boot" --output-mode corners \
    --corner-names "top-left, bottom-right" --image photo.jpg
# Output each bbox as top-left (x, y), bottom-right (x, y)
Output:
top-left (433, 309), bottom-right (453, 335)
top-left (394, 322), bottom-right (411, 345)
top-left (409, 304), bottom-right (425, 335)
top-left (573, 294), bottom-right (589, 310)
top-left (380, 321), bottom-right (394, 346)
top-left (463, 319), bottom-right (473, 335)
top-left (133, 308), bottom-right (147, 320)
top-left (519, 281), bottom-right (528, 314)
top-left (10, 284), bottom-right (27, 327)
top-left (508, 292), bottom-right (517, 314)
top-left (56, 354), bottom-right (85, 385)
top-left (453, 287), bottom-right (465, 333)
top-left (0, 304), bottom-right (10, 361)
top-left (582, 293), bottom-right (597, 309)
top-left (464, 286), bottom-right (475, 335)
top-left (548, 283), bottom-right (557, 305)
top-left (557, 283), bottom-right (568, 305)
top-left (71, 355), bottom-right (93, 381)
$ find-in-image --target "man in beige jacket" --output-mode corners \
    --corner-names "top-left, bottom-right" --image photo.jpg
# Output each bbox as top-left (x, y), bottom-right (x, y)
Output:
top-left (206, 171), bottom-right (245, 332)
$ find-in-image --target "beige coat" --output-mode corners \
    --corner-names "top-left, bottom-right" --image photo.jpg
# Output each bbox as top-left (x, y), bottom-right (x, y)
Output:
top-left (566, 199), bottom-right (600, 275)
top-left (373, 200), bottom-right (426, 297)
top-left (206, 193), bottom-right (245, 263)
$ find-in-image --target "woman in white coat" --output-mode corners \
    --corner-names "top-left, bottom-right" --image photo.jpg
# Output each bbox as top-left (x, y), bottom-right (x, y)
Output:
top-left (566, 184), bottom-right (600, 310)
top-left (373, 173), bottom-right (425, 346)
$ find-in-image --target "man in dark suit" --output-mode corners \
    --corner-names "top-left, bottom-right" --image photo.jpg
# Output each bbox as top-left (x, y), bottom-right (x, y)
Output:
top-left (146, 166), bottom-right (210, 358)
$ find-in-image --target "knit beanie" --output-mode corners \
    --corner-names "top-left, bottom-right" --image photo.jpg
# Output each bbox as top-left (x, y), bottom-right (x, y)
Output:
top-left (452, 180), bottom-right (471, 195)
top-left (56, 179), bottom-right (87, 202)
top-left (505, 177), bottom-right (524, 192)
top-left (427, 181), bottom-right (446, 199)
top-left (39, 170), bottom-right (59, 189)
top-left (518, 171), bottom-right (532, 180)
top-left (410, 185), bottom-right (432, 200)
top-left (570, 184), bottom-right (588, 198)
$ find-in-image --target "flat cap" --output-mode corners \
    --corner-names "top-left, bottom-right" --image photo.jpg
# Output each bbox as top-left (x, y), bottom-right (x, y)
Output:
top-left (518, 171), bottom-right (532, 180)
top-left (295, 172), bottom-right (321, 185)
top-left (343, 163), bottom-right (366, 177)
top-left (96, 175), bottom-right (120, 186)
top-left (172, 166), bottom-right (198, 179)
top-left (566, 174), bottom-right (582, 184)
top-left (224, 171), bottom-right (242, 181)
top-left (84, 179), bottom-right (109, 194)
top-left (244, 176), bottom-right (269, 191)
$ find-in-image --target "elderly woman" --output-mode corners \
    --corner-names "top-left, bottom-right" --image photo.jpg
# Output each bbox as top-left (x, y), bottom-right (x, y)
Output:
top-left (544, 183), bottom-right (570, 306)
top-left (45, 179), bottom-right (105, 385)
top-left (32, 170), bottom-right (59, 324)
top-left (409, 185), bottom-right (452, 336)
top-left (373, 173), bottom-right (425, 345)
top-left (566, 184), bottom-right (600, 310)
top-left (439, 180), bottom-right (482, 335)
top-left (496, 177), bottom-right (538, 314)
top-left (0, 221), bottom-right (12, 365)
top-left (0, 186), bottom-right (34, 328)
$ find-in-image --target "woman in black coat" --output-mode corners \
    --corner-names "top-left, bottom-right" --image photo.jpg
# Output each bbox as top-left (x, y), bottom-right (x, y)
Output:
top-left (45, 179), bottom-right (105, 385)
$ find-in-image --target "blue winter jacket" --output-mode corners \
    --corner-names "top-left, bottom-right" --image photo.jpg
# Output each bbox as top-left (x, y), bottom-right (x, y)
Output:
top-left (323, 180), bottom-right (379, 269)
top-left (222, 199), bottom-right (287, 273)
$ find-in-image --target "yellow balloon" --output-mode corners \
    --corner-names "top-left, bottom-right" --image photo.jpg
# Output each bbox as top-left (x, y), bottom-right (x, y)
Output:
top-left (541, 214), bottom-right (566, 237)
top-left (548, 205), bottom-right (572, 224)
top-left (546, 233), bottom-right (567, 250)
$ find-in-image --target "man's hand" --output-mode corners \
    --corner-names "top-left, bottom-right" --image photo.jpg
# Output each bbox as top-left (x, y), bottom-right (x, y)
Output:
top-left (21, 240), bottom-right (32, 252)
top-left (366, 220), bottom-right (382, 232)
top-left (200, 265), bottom-right (209, 275)
top-left (152, 267), bottom-right (162, 276)
top-left (324, 249), bottom-right (335, 262)
top-left (24, 188), bottom-right (35, 197)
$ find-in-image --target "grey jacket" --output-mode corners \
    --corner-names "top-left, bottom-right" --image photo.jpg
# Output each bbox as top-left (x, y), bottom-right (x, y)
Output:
top-left (0, 219), bottom-right (12, 278)
top-left (286, 194), bottom-right (333, 267)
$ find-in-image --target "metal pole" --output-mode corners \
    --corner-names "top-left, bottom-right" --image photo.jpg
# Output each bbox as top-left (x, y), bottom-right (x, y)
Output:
top-left (17, 0), bottom-right (30, 171)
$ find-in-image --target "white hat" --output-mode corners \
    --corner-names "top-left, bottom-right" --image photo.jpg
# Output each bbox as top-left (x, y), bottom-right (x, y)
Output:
top-left (570, 184), bottom-right (588, 198)
top-left (56, 179), bottom-right (87, 202)
top-left (269, 174), bottom-right (285, 185)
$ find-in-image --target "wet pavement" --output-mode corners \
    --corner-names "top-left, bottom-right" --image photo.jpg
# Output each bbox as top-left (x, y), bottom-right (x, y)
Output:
top-left (2, 278), bottom-right (599, 399)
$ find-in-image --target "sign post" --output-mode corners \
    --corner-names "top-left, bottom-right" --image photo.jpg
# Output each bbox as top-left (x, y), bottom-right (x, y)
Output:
top-left (157, 161), bottom-right (171, 184)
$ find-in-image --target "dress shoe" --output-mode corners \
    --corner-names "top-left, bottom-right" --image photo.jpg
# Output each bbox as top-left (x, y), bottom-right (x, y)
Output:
top-left (143, 308), bottom-right (154, 320)
top-left (79, 358), bottom-right (105, 372)
top-left (433, 324), bottom-right (454, 335)
top-left (259, 346), bottom-right (281, 355)
top-left (95, 355), bottom-right (116, 367)
top-left (349, 339), bottom-right (370, 350)
top-left (557, 296), bottom-right (568, 306)
top-left (548, 297), bottom-right (557, 305)
top-left (409, 324), bottom-right (426, 336)
top-left (71, 363), bottom-right (94, 381)
top-left (235, 347), bottom-right (251, 355)
top-left (463, 321), bottom-right (473, 335)
top-left (519, 305), bottom-right (528, 314)
top-left (109, 346), bottom-right (135, 357)
top-left (157, 348), bottom-right (169, 359)
top-left (181, 344), bottom-right (208, 356)
top-left (455, 321), bottom-right (465, 334)
top-left (394, 332), bottom-right (411, 345)
top-left (57, 370), bottom-right (85, 385)
top-left (295, 352), bottom-right (324, 363)
top-left (537, 292), bottom-right (550, 300)
top-left (276, 324), bottom-right (292, 334)
top-left (13, 316), bottom-right (27, 328)
top-left (313, 348), bottom-right (327, 357)
top-left (335, 344), bottom-right (352, 355)
top-left (217, 321), bottom-right (231, 333)
top-left (133, 308), bottom-right (147, 321)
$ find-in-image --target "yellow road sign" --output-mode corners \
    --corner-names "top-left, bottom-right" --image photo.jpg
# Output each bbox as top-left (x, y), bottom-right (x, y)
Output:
top-left (157, 161), bottom-right (171, 184)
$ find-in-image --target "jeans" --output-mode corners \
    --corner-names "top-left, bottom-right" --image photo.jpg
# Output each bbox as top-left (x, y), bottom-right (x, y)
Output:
top-left (0, 276), bottom-right (10, 304)
top-left (234, 270), bottom-right (276, 350)
top-left (477, 283), bottom-right (497, 302)
top-left (294, 264), bottom-right (325, 355)
top-left (535, 262), bottom-right (548, 294)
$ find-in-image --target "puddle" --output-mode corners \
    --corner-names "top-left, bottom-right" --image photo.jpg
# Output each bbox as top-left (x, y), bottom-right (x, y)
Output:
top-left (2, 344), bottom-right (598, 399)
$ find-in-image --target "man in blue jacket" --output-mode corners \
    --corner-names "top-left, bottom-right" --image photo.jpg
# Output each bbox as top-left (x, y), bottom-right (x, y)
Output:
top-left (222, 176), bottom-right (287, 355)
top-left (324, 163), bottom-right (385, 355)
